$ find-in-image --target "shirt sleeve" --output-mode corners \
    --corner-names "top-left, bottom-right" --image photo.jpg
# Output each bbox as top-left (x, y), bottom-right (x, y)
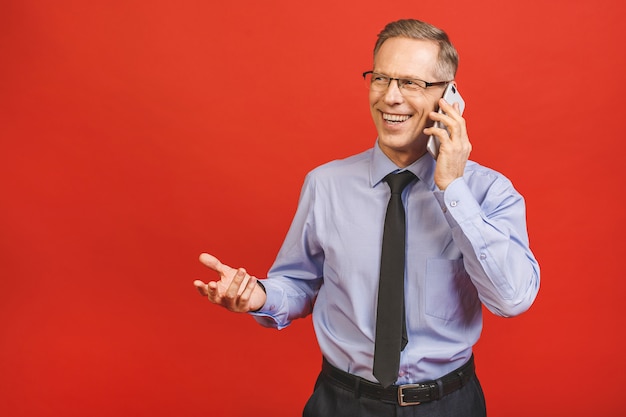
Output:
top-left (249, 173), bottom-right (324, 329)
top-left (433, 174), bottom-right (540, 317)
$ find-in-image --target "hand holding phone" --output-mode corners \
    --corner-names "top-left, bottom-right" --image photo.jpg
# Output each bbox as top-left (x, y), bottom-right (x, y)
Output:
top-left (426, 83), bottom-right (465, 159)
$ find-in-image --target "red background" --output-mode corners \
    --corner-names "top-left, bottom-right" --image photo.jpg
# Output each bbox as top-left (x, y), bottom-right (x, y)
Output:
top-left (1, 1), bottom-right (624, 416)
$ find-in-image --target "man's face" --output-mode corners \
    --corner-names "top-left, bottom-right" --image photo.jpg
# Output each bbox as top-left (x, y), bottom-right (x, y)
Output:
top-left (369, 37), bottom-right (447, 167)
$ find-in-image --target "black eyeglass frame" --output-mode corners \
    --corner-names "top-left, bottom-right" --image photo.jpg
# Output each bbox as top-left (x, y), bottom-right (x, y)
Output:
top-left (362, 71), bottom-right (451, 90)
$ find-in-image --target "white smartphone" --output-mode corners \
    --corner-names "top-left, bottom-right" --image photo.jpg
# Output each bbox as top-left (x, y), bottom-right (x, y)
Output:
top-left (426, 83), bottom-right (465, 159)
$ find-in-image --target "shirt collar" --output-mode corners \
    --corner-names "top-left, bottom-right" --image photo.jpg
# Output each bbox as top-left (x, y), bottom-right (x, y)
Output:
top-left (370, 139), bottom-right (436, 189)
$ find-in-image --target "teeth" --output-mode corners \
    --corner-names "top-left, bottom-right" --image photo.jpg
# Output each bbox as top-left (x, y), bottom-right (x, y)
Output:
top-left (383, 113), bottom-right (411, 122)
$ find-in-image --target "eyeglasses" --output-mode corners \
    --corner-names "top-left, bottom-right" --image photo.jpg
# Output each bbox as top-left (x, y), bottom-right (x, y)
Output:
top-left (362, 71), bottom-right (450, 96)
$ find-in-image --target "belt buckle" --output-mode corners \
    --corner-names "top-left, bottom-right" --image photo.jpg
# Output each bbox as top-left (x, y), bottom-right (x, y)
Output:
top-left (397, 383), bottom-right (423, 406)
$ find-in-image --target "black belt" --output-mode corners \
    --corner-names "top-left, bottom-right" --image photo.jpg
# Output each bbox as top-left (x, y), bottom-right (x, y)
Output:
top-left (321, 356), bottom-right (475, 406)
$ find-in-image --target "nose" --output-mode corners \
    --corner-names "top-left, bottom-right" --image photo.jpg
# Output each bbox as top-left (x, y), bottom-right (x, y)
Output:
top-left (382, 79), bottom-right (404, 104)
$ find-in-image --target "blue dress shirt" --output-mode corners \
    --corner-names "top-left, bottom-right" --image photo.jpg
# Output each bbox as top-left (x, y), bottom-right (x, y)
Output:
top-left (252, 141), bottom-right (540, 385)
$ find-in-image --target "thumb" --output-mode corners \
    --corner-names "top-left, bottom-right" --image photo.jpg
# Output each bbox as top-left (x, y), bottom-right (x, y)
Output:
top-left (199, 253), bottom-right (226, 273)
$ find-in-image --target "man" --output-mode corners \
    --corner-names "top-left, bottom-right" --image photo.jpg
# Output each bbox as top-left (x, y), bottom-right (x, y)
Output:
top-left (194, 19), bottom-right (540, 417)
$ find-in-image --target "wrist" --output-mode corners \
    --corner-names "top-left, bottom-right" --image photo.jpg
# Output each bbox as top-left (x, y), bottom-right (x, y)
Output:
top-left (249, 280), bottom-right (267, 312)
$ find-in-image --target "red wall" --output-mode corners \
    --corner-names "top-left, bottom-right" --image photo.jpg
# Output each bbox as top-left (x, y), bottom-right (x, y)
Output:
top-left (1, 1), bottom-right (624, 416)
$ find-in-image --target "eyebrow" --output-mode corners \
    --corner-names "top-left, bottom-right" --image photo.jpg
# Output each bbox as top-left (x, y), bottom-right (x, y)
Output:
top-left (372, 71), bottom-right (427, 80)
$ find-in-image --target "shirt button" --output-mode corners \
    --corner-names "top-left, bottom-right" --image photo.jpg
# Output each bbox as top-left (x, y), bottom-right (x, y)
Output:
top-left (450, 200), bottom-right (458, 207)
top-left (480, 253), bottom-right (487, 260)
top-left (398, 371), bottom-right (406, 377)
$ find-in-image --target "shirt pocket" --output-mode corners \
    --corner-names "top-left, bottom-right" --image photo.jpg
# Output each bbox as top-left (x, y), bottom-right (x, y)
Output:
top-left (424, 258), bottom-right (480, 321)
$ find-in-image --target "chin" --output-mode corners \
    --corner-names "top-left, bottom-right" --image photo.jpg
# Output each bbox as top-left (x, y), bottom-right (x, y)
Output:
top-left (378, 133), bottom-right (419, 149)
top-left (378, 132), bottom-right (428, 160)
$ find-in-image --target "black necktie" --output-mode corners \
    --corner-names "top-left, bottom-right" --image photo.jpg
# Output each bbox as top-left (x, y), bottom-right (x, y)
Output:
top-left (373, 170), bottom-right (416, 388)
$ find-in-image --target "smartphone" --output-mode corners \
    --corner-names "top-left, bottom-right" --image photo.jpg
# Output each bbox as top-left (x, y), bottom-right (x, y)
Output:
top-left (426, 83), bottom-right (465, 159)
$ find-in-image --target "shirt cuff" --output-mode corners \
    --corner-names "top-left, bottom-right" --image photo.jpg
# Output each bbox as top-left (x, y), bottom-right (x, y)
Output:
top-left (433, 177), bottom-right (482, 226)
top-left (248, 280), bottom-right (288, 329)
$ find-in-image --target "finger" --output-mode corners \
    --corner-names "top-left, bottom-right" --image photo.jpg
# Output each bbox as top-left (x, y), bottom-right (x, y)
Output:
top-left (199, 253), bottom-right (240, 285)
top-left (199, 253), bottom-right (229, 275)
top-left (206, 281), bottom-right (221, 303)
top-left (428, 111), bottom-right (451, 132)
top-left (237, 276), bottom-right (258, 308)
top-left (225, 268), bottom-right (248, 299)
top-left (424, 120), bottom-right (450, 143)
top-left (430, 110), bottom-right (465, 142)
top-left (439, 98), bottom-right (460, 117)
top-left (193, 279), bottom-right (209, 296)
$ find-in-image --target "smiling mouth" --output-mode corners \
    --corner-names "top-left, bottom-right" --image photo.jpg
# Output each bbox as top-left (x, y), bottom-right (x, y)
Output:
top-left (382, 113), bottom-right (412, 124)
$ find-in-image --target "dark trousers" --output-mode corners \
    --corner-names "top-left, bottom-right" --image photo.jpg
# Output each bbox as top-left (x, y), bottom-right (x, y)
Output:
top-left (302, 370), bottom-right (487, 417)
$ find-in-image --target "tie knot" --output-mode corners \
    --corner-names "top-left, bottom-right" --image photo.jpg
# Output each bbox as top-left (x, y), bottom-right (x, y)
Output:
top-left (384, 171), bottom-right (416, 194)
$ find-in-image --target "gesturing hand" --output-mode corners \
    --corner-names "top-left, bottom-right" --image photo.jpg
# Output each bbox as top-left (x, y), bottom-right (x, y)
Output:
top-left (193, 253), bottom-right (267, 313)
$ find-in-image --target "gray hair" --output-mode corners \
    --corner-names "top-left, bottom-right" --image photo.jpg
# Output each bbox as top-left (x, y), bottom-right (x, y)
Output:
top-left (373, 19), bottom-right (459, 80)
